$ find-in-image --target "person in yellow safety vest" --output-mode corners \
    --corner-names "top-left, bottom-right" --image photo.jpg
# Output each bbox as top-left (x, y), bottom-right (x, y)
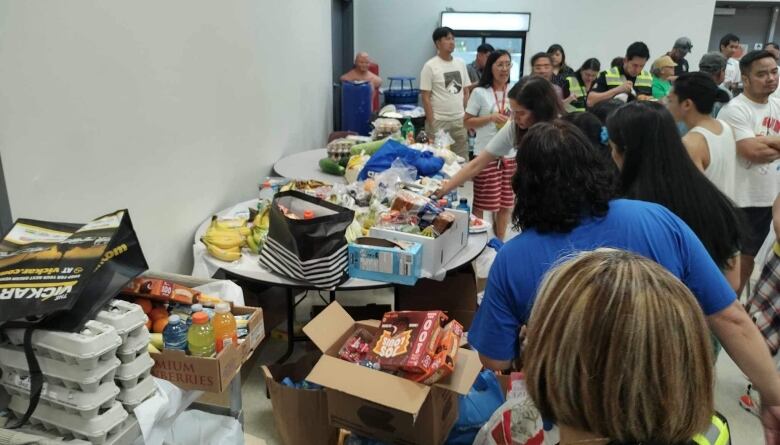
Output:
top-left (587, 41), bottom-right (654, 108)
top-left (563, 58), bottom-right (601, 112)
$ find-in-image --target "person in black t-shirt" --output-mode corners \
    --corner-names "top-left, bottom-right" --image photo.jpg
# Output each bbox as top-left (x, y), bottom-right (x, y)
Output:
top-left (668, 37), bottom-right (693, 77)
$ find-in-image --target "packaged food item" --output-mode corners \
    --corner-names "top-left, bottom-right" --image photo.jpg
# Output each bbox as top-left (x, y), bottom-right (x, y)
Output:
top-left (431, 212), bottom-right (456, 236)
top-left (372, 311), bottom-right (446, 373)
top-left (121, 278), bottom-right (198, 305)
top-left (338, 328), bottom-right (378, 368)
top-left (408, 320), bottom-right (463, 385)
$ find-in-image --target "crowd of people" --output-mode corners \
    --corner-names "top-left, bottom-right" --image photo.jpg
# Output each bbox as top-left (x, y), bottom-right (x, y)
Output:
top-left (412, 26), bottom-right (780, 444)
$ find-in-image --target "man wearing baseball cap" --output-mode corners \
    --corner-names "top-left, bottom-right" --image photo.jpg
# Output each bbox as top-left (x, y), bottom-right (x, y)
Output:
top-left (668, 37), bottom-right (693, 76)
top-left (698, 52), bottom-right (732, 117)
top-left (651, 55), bottom-right (677, 99)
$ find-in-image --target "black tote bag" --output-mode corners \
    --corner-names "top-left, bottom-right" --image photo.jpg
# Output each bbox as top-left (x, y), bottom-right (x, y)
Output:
top-left (259, 191), bottom-right (354, 288)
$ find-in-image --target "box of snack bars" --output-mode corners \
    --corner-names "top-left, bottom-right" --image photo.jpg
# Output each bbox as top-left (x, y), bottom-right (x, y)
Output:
top-left (303, 302), bottom-right (481, 445)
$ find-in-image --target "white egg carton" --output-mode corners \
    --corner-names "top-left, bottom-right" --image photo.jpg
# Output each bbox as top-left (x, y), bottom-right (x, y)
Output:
top-left (1, 370), bottom-right (119, 419)
top-left (114, 352), bottom-right (154, 389)
top-left (117, 375), bottom-right (156, 412)
top-left (104, 416), bottom-right (141, 445)
top-left (96, 300), bottom-right (146, 343)
top-left (9, 396), bottom-right (128, 445)
top-left (116, 326), bottom-right (150, 364)
top-left (3, 321), bottom-right (122, 371)
top-left (0, 343), bottom-right (120, 393)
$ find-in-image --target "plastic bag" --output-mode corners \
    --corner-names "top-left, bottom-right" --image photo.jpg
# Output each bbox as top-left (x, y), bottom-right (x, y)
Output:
top-left (444, 371), bottom-right (505, 445)
top-left (358, 139), bottom-right (444, 180)
top-left (434, 129), bottom-right (455, 150)
top-left (474, 238), bottom-right (503, 280)
top-left (473, 373), bottom-right (557, 445)
top-left (372, 159), bottom-right (418, 204)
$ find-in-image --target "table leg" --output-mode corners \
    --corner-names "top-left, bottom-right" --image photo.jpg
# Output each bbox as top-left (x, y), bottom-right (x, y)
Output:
top-left (329, 290), bottom-right (336, 303)
top-left (393, 285), bottom-right (399, 311)
top-left (275, 287), bottom-right (296, 364)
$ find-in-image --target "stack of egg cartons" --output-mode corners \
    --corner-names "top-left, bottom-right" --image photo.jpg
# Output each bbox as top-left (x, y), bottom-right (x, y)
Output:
top-left (0, 320), bottom-right (141, 444)
top-left (96, 299), bottom-right (157, 414)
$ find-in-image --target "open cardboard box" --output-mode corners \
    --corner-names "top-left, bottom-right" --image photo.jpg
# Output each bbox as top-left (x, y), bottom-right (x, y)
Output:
top-left (369, 209), bottom-right (468, 280)
top-left (303, 302), bottom-right (482, 445)
top-left (140, 271), bottom-right (266, 393)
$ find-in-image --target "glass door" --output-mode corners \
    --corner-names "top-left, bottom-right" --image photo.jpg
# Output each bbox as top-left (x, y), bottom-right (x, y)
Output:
top-left (452, 36), bottom-right (484, 69)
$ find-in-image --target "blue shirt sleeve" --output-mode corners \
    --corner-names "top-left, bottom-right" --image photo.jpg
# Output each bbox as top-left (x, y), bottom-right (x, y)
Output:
top-left (668, 210), bottom-right (736, 315)
top-left (468, 249), bottom-right (523, 361)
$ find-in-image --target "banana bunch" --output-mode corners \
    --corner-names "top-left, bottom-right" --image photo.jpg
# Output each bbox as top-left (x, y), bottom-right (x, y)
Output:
top-left (202, 216), bottom-right (248, 262)
top-left (246, 203), bottom-right (270, 254)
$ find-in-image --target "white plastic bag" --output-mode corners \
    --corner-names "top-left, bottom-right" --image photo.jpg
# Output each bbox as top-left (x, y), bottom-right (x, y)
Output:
top-left (165, 410), bottom-right (243, 445)
top-left (474, 247), bottom-right (498, 280)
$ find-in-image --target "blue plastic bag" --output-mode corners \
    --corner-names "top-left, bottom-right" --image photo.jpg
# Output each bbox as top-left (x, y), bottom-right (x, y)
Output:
top-left (358, 139), bottom-right (444, 180)
top-left (445, 370), bottom-right (506, 445)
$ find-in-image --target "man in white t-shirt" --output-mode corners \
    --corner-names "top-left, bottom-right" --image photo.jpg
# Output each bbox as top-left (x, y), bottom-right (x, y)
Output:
top-left (719, 50), bottom-right (780, 293)
top-left (720, 33), bottom-right (742, 94)
top-left (420, 27), bottom-right (472, 159)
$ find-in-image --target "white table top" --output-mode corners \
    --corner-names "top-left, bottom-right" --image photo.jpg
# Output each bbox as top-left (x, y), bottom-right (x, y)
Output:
top-left (273, 149), bottom-right (347, 184)
top-left (194, 199), bottom-right (487, 289)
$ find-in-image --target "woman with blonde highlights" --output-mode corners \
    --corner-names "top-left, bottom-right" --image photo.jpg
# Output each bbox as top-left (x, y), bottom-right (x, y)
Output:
top-left (524, 249), bottom-right (729, 445)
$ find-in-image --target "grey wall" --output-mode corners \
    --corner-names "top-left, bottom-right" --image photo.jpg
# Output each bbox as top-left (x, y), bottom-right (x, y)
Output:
top-left (709, 3), bottom-right (777, 52)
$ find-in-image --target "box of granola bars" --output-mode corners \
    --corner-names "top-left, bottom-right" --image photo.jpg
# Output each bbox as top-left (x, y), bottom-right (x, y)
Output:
top-left (302, 302), bottom-right (481, 445)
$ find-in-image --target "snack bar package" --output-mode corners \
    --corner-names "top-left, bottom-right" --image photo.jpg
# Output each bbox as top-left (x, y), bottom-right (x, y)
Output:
top-left (414, 320), bottom-right (464, 385)
top-left (121, 277), bottom-right (199, 304)
top-left (372, 310), bottom-right (446, 373)
top-left (338, 327), bottom-right (378, 369)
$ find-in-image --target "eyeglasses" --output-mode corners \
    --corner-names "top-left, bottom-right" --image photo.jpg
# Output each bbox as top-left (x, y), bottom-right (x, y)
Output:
top-left (495, 62), bottom-right (513, 69)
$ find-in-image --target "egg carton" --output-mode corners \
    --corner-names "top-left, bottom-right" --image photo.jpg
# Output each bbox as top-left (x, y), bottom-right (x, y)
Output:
top-left (116, 327), bottom-right (149, 364)
top-left (1, 370), bottom-right (119, 419)
top-left (3, 321), bottom-right (122, 372)
top-left (104, 416), bottom-right (141, 445)
top-left (117, 375), bottom-right (156, 412)
top-left (0, 343), bottom-right (120, 393)
top-left (8, 396), bottom-right (128, 445)
top-left (96, 300), bottom-right (146, 343)
top-left (114, 352), bottom-right (153, 389)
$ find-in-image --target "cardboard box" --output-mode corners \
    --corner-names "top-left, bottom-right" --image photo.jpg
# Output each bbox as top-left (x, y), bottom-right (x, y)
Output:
top-left (348, 238), bottom-right (423, 286)
top-left (141, 271), bottom-right (266, 393)
top-left (396, 264), bottom-right (478, 330)
top-left (262, 352), bottom-right (339, 445)
top-left (303, 302), bottom-right (482, 445)
top-left (369, 209), bottom-right (468, 279)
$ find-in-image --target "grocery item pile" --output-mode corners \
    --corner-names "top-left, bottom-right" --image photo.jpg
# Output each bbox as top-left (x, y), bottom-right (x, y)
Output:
top-left (337, 310), bottom-right (464, 386)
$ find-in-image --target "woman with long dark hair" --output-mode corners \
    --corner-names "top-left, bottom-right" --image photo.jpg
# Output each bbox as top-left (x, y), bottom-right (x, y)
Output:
top-left (563, 58), bottom-right (601, 112)
top-left (607, 101), bottom-right (743, 290)
top-left (435, 77), bottom-right (564, 226)
top-left (548, 43), bottom-right (574, 88)
top-left (463, 50), bottom-right (515, 239)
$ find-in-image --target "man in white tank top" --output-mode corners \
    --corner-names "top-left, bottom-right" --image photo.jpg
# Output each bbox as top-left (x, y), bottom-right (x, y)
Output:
top-left (667, 72), bottom-right (736, 200)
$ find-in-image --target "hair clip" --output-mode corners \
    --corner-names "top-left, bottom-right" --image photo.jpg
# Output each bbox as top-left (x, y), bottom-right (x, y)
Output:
top-left (600, 126), bottom-right (609, 145)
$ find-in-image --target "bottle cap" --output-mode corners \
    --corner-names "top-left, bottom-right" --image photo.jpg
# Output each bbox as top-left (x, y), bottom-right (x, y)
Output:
top-left (262, 180), bottom-right (271, 188)
top-left (168, 314), bottom-right (181, 324)
top-left (191, 304), bottom-right (203, 313)
top-left (438, 199), bottom-right (447, 208)
top-left (303, 210), bottom-right (315, 219)
top-left (215, 302), bottom-right (230, 314)
top-left (192, 312), bottom-right (209, 324)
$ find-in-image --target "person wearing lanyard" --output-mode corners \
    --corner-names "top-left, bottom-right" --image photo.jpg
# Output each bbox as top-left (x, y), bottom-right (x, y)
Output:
top-left (563, 58), bottom-right (601, 112)
top-left (463, 50), bottom-right (516, 240)
top-left (434, 77), bottom-right (564, 205)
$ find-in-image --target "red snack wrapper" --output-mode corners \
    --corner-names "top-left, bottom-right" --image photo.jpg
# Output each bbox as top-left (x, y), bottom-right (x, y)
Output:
top-left (121, 277), bottom-right (199, 304)
top-left (372, 311), bottom-right (447, 373)
top-left (338, 328), bottom-right (376, 364)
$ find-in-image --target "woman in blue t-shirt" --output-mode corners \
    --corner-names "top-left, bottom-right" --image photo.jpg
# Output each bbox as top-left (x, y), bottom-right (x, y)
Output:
top-left (525, 249), bottom-right (729, 445)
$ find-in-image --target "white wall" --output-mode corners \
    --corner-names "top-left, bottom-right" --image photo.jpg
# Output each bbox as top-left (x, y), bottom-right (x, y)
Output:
top-left (0, 1), bottom-right (332, 273)
top-left (356, 0), bottom-right (717, 82)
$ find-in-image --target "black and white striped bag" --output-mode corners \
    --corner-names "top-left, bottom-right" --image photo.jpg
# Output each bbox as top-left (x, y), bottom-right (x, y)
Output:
top-left (259, 191), bottom-right (354, 288)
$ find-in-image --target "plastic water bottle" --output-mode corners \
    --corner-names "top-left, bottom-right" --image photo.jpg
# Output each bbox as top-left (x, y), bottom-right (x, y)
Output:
top-left (188, 312), bottom-right (215, 357)
top-left (258, 179), bottom-right (274, 201)
top-left (162, 315), bottom-right (188, 351)
top-left (212, 303), bottom-right (238, 354)
top-left (187, 303), bottom-right (204, 326)
top-left (456, 198), bottom-right (471, 215)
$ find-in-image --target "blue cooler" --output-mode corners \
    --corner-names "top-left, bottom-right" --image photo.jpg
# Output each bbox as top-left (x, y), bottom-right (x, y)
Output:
top-left (341, 81), bottom-right (373, 135)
